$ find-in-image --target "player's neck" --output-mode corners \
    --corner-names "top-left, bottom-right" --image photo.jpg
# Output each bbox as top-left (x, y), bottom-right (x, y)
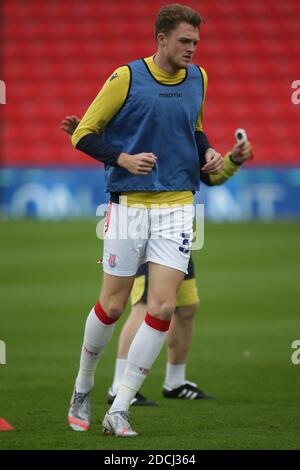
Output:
top-left (153, 52), bottom-right (181, 75)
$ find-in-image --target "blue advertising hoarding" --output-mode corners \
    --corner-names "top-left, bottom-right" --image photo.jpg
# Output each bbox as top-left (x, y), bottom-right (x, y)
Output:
top-left (1, 167), bottom-right (300, 221)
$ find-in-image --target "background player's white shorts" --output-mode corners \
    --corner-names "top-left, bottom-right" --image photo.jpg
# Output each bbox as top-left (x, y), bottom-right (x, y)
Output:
top-left (103, 202), bottom-right (194, 276)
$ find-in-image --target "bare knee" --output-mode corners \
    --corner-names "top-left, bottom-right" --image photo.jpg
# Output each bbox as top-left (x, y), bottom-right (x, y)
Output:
top-left (99, 299), bottom-right (125, 321)
top-left (175, 303), bottom-right (199, 322)
top-left (148, 301), bottom-right (175, 321)
top-left (100, 273), bottom-right (134, 321)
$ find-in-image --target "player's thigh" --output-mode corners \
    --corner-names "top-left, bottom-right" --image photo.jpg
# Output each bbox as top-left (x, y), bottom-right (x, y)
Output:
top-left (147, 263), bottom-right (185, 318)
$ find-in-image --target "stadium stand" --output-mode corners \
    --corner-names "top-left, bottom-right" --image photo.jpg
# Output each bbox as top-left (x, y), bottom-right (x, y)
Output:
top-left (2, 0), bottom-right (300, 165)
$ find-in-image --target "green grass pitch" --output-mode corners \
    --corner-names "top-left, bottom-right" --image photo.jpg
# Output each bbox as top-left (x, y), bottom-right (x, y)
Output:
top-left (0, 220), bottom-right (300, 450)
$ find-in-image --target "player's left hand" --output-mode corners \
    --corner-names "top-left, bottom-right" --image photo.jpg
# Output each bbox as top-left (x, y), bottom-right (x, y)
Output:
top-left (202, 148), bottom-right (224, 174)
top-left (231, 141), bottom-right (253, 164)
top-left (60, 115), bottom-right (80, 136)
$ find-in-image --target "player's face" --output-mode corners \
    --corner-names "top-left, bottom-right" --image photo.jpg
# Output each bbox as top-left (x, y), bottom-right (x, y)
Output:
top-left (162, 22), bottom-right (200, 70)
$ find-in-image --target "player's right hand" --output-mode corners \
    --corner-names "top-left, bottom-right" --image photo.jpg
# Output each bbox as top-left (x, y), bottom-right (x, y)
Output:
top-left (202, 148), bottom-right (224, 175)
top-left (117, 152), bottom-right (158, 175)
top-left (231, 141), bottom-right (253, 164)
top-left (60, 115), bottom-right (81, 136)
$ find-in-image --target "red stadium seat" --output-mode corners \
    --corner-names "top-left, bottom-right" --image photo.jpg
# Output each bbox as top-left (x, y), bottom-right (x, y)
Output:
top-left (3, 0), bottom-right (300, 165)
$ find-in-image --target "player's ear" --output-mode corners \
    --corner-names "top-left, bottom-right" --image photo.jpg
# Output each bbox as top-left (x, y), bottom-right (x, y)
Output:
top-left (157, 32), bottom-right (167, 47)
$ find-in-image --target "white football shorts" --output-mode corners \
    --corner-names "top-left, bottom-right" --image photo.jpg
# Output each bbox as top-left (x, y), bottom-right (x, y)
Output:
top-left (102, 202), bottom-right (194, 276)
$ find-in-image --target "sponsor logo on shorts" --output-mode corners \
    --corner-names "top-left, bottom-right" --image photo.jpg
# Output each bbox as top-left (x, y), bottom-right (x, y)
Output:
top-left (109, 254), bottom-right (117, 267)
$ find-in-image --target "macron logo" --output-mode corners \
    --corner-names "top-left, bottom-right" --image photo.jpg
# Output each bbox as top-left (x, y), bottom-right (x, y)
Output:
top-left (159, 92), bottom-right (182, 98)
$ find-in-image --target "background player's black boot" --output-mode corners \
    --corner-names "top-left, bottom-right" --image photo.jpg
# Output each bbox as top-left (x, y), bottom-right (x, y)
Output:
top-left (163, 381), bottom-right (215, 400)
top-left (107, 388), bottom-right (158, 406)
